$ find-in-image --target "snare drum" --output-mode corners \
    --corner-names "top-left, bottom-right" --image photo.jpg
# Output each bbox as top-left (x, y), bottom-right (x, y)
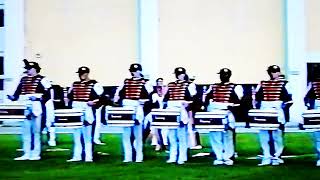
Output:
top-left (302, 109), bottom-right (320, 129)
top-left (248, 109), bottom-right (279, 130)
top-left (194, 110), bottom-right (228, 131)
top-left (54, 109), bottom-right (83, 128)
top-left (150, 109), bottom-right (180, 129)
top-left (105, 107), bottom-right (135, 127)
top-left (0, 103), bottom-right (26, 120)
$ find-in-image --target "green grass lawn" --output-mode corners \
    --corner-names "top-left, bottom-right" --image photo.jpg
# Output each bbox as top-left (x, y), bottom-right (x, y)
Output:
top-left (0, 132), bottom-right (318, 179)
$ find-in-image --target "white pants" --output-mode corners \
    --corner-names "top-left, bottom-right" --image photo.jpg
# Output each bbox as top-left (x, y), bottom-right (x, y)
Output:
top-left (166, 101), bottom-right (189, 163)
top-left (122, 99), bottom-right (144, 162)
top-left (123, 125), bottom-right (143, 162)
top-left (93, 107), bottom-right (102, 142)
top-left (146, 113), bottom-right (157, 146)
top-left (150, 127), bottom-right (158, 146)
top-left (72, 125), bottom-right (93, 160)
top-left (258, 101), bottom-right (284, 159)
top-left (207, 102), bottom-right (235, 161)
top-left (20, 97), bottom-right (43, 158)
top-left (151, 128), bottom-right (169, 146)
top-left (45, 99), bottom-right (56, 143)
top-left (188, 115), bottom-right (198, 148)
top-left (162, 129), bottom-right (169, 146)
top-left (209, 130), bottom-right (234, 161)
top-left (22, 115), bottom-right (42, 157)
top-left (168, 125), bottom-right (188, 162)
top-left (71, 101), bottom-right (94, 160)
top-left (259, 129), bottom-right (283, 159)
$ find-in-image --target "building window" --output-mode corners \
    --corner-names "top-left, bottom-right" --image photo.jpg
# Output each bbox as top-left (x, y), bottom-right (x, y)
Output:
top-left (0, 9), bottom-right (3, 27)
top-left (0, 56), bottom-right (3, 90)
top-left (0, 56), bottom-right (3, 75)
top-left (307, 63), bottom-right (320, 83)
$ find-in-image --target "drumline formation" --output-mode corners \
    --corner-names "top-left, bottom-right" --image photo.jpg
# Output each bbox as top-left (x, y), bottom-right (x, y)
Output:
top-left (2, 59), bottom-right (320, 166)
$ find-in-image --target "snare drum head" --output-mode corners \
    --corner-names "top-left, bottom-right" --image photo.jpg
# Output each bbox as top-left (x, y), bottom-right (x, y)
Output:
top-left (303, 109), bottom-right (320, 115)
top-left (30, 93), bottom-right (43, 98)
top-left (151, 109), bottom-right (180, 113)
top-left (248, 109), bottom-right (278, 113)
top-left (54, 109), bottom-right (84, 114)
top-left (0, 102), bottom-right (27, 108)
top-left (106, 106), bottom-right (135, 111)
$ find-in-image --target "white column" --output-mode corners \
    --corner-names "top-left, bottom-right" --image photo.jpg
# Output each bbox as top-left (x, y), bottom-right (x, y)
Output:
top-left (3, 0), bottom-right (24, 100)
top-left (285, 0), bottom-right (307, 123)
top-left (137, 0), bottom-right (159, 83)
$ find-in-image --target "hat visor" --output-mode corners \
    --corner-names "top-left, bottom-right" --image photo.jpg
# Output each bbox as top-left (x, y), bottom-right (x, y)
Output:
top-left (174, 71), bottom-right (186, 75)
top-left (218, 71), bottom-right (231, 74)
top-left (270, 69), bottom-right (280, 73)
top-left (130, 69), bottom-right (141, 72)
top-left (76, 70), bottom-right (89, 73)
top-left (77, 71), bottom-right (89, 75)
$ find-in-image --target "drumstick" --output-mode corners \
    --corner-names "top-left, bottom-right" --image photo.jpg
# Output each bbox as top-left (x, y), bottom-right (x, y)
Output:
top-left (92, 99), bottom-right (99, 103)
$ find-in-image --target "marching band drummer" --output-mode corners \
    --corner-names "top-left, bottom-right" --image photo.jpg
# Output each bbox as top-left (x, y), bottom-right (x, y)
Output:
top-left (304, 75), bottom-right (320, 166)
top-left (67, 66), bottom-right (104, 162)
top-left (163, 67), bottom-right (193, 165)
top-left (8, 59), bottom-right (53, 161)
top-left (113, 63), bottom-right (153, 163)
top-left (255, 65), bottom-right (291, 166)
top-left (204, 68), bottom-right (243, 166)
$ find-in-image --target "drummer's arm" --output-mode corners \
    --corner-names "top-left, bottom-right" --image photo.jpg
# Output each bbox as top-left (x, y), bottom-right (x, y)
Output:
top-left (8, 82), bottom-right (22, 101)
top-left (203, 90), bottom-right (213, 111)
top-left (40, 78), bottom-right (53, 103)
top-left (163, 84), bottom-right (170, 102)
top-left (229, 85), bottom-right (243, 109)
top-left (235, 85), bottom-right (244, 101)
top-left (151, 93), bottom-right (160, 103)
top-left (145, 80), bottom-right (154, 94)
top-left (88, 83), bottom-right (104, 106)
top-left (304, 82), bottom-right (313, 109)
top-left (183, 89), bottom-right (193, 109)
top-left (113, 82), bottom-right (124, 103)
top-left (188, 83), bottom-right (197, 97)
top-left (254, 84), bottom-right (262, 109)
top-left (66, 85), bottom-right (74, 102)
top-left (281, 82), bottom-right (293, 106)
top-left (284, 81), bottom-right (293, 96)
